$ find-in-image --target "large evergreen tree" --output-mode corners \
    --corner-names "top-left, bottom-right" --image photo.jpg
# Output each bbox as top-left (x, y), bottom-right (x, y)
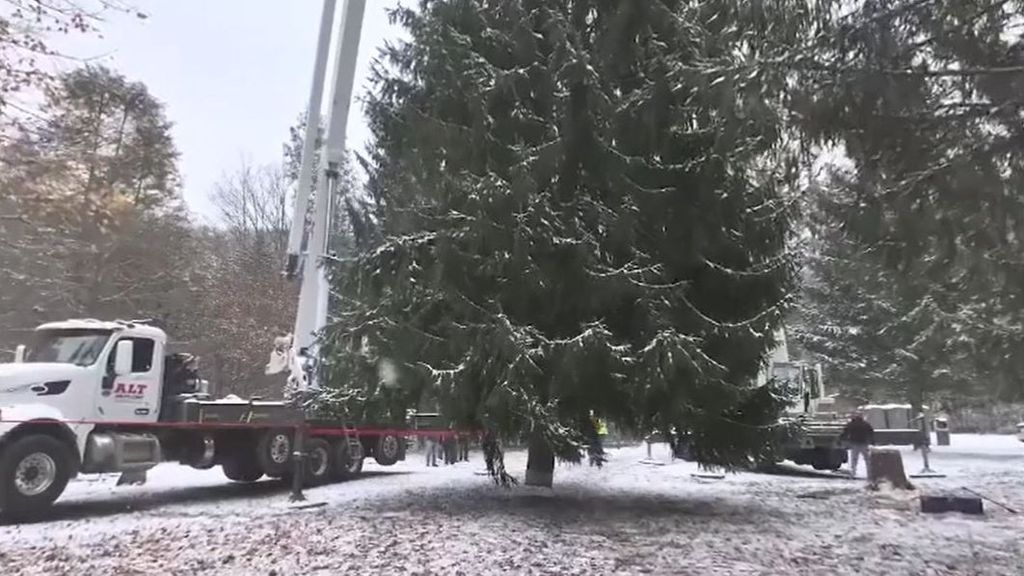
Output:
top-left (798, 180), bottom-right (983, 407)
top-left (323, 0), bottom-right (817, 484)
top-left (797, 0), bottom-right (1024, 408)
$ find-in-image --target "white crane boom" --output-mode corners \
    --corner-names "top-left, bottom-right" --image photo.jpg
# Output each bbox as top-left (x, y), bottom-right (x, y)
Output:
top-left (269, 0), bottom-right (367, 393)
top-left (284, 0), bottom-right (338, 280)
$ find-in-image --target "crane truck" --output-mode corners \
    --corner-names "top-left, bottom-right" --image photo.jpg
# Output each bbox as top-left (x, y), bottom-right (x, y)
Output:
top-left (762, 330), bottom-right (929, 471)
top-left (0, 0), bottom-right (403, 521)
top-left (0, 319), bottom-right (405, 520)
top-left (670, 328), bottom-right (927, 471)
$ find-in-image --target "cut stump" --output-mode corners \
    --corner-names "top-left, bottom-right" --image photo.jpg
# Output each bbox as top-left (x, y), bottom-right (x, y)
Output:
top-left (867, 449), bottom-right (914, 490)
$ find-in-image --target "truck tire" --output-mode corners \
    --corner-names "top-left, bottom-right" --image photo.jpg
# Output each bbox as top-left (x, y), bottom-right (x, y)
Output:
top-left (331, 439), bottom-right (363, 480)
top-left (373, 434), bottom-right (401, 466)
top-left (0, 434), bottom-right (74, 520)
top-left (826, 449), bottom-right (847, 471)
top-left (222, 457), bottom-right (263, 483)
top-left (810, 448), bottom-right (845, 471)
top-left (305, 439), bottom-right (331, 486)
top-left (256, 428), bottom-right (293, 476)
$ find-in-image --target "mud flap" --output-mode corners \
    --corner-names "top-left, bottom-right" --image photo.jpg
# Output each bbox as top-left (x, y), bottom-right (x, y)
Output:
top-left (116, 470), bottom-right (148, 486)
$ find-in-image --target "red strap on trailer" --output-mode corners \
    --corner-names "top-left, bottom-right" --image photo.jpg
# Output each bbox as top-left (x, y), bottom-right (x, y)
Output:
top-left (0, 417), bottom-right (480, 439)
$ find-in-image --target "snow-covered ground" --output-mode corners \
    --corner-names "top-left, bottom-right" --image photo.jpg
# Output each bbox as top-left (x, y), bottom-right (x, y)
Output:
top-left (1, 434), bottom-right (1022, 575)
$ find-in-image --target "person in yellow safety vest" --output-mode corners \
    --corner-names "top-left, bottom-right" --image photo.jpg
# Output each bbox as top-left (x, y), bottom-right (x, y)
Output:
top-left (589, 411), bottom-right (608, 466)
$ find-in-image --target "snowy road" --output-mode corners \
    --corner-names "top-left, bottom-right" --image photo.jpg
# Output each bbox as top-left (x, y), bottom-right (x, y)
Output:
top-left (1, 434), bottom-right (1022, 575)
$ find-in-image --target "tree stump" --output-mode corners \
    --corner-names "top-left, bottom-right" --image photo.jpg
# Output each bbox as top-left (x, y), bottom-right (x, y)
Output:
top-left (867, 449), bottom-right (914, 490)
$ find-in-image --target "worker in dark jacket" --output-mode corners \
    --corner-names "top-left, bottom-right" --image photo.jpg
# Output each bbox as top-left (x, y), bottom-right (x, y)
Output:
top-left (443, 422), bottom-right (457, 465)
top-left (840, 413), bottom-right (874, 478)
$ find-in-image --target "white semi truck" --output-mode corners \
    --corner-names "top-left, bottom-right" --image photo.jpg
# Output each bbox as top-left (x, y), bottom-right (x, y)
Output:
top-left (0, 319), bottom-right (405, 520)
top-left (0, 0), bottom-right (395, 520)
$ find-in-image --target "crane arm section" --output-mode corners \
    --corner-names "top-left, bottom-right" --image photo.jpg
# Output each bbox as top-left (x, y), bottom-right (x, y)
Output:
top-left (268, 0), bottom-right (367, 394)
top-left (284, 0), bottom-right (338, 279)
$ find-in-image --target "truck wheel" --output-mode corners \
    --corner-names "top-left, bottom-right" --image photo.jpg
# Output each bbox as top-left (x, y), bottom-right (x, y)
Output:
top-left (222, 457), bottom-right (263, 483)
top-left (0, 434), bottom-right (73, 520)
top-left (305, 439), bottom-right (331, 486)
top-left (810, 448), bottom-right (843, 471)
top-left (827, 449), bottom-right (847, 471)
top-left (256, 428), bottom-right (293, 476)
top-left (374, 434), bottom-right (401, 466)
top-left (332, 440), bottom-right (363, 480)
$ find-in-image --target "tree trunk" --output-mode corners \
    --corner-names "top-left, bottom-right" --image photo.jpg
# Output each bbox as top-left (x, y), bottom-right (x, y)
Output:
top-left (524, 432), bottom-right (554, 487)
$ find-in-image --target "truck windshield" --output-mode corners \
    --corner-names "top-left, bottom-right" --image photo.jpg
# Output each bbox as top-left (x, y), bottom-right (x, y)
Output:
top-left (771, 364), bottom-right (801, 385)
top-left (24, 329), bottom-right (112, 367)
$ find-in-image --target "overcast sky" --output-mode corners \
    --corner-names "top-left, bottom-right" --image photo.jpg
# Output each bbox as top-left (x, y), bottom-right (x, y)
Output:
top-left (59, 1), bottom-right (401, 221)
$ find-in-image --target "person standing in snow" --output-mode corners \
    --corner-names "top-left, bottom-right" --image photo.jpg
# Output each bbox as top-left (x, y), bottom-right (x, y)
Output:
top-left (840, 413), bottom-right (874, 478)
top-left (458, 431), bottom-right (470, 462)
top-left (588, 411), bottom-right (608, 466)
top-left (443, 422), bottom-right (458, 465)
top-left (425, 432), bottom-right (439, 467)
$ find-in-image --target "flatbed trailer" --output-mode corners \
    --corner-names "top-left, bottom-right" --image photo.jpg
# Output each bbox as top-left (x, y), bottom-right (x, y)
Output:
top-left (783, 418), bottom-right (926, 471)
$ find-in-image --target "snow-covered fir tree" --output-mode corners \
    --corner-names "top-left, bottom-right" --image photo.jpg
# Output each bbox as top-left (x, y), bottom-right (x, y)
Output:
top-left (321, 0), bottom-right (820, 484)
top-left (797, 0), bottom-right (1024, 410)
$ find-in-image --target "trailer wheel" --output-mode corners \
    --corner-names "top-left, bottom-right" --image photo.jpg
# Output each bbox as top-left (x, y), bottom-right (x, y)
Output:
top-left (305, 439), bottom-right (331, 486)
top-left (222, 457), bottom-right (263, 483)
top-left (331, 439), bottom-right (363, 480)
top-left (374, 434), bottom-right (401, 466)
top-left (0, 434), bottom-right (74, 520)
top-left (256, 428), bottom-right (293, 476)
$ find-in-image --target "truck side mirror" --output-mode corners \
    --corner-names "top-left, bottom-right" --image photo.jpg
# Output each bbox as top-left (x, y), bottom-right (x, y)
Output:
top-left (114, 340), bottom-right (134, 376)
top-left (13, 344), bottom-right (25, 363)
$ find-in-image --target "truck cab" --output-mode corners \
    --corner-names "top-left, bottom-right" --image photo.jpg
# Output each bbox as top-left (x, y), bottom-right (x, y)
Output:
top-left (769, 361), bottom-right (827, 416)
top-left (1, 320), bottom-right (167, 451)
top-left (754, 328), bottom-right (828, 416)
top-left (0, 320), bottom-right (172, 518)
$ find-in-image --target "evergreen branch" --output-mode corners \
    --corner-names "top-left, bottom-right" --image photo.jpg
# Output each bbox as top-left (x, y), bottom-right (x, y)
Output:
top-left (835, 0), bottom-right (938, 26)
top-left (629, 278), bottom-right (687, 290)
top-left (585, 261), bottom-right (662, 278)
top-left (702, 253), bottom-right (792, 278)
top-left (808, 63), bottom-right (1024, 77)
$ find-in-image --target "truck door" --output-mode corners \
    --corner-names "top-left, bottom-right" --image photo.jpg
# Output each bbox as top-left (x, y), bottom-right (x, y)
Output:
top-left (97, 337), bottom-right (162, 423)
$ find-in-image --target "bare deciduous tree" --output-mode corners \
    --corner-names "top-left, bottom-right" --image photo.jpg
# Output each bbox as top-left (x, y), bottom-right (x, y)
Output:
top-left (192, 161), bottom-right (297, 397)
top-left (0, 1), bottom-right (144, 127)
top-left (0, 64), bottom-right (186, 354)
